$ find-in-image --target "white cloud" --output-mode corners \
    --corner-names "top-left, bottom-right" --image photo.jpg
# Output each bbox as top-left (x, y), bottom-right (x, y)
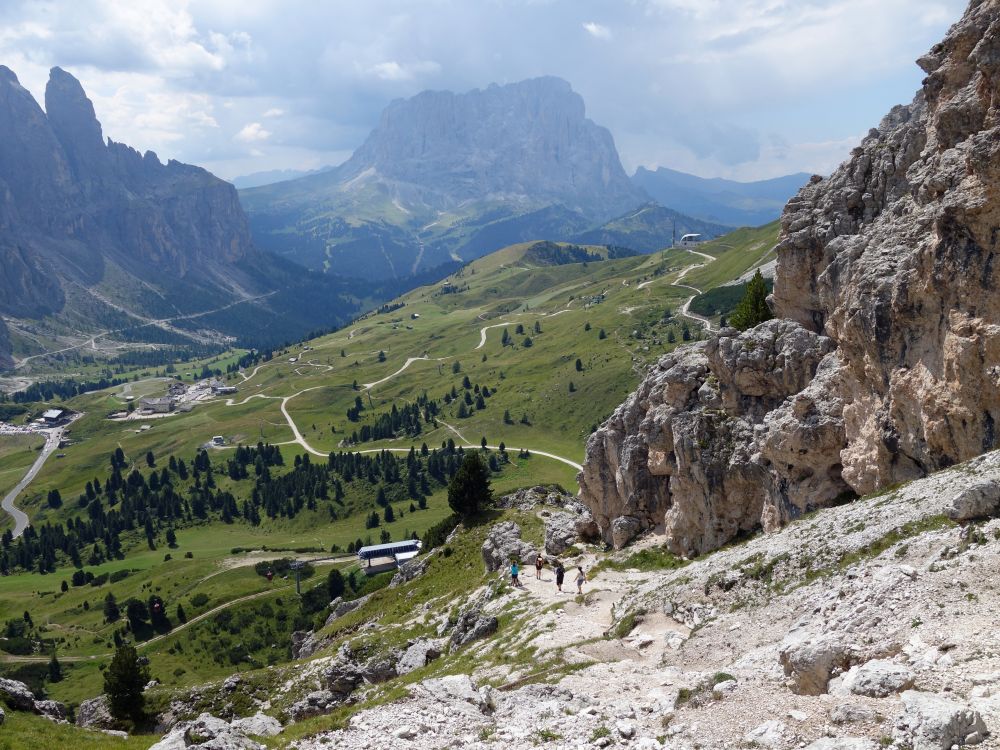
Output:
top-left (263, 107), bottom-right (284, 117)
top-left (582, 22), bottom-right (612, 40)
top-left (368, 60), bottom-right (441, 82)
top-left (234, 122), bottom-right (271, 142)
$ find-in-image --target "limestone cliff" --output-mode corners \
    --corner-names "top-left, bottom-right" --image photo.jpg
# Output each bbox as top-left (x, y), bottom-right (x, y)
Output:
top-left (580, 0), bottom-right (1000, 554)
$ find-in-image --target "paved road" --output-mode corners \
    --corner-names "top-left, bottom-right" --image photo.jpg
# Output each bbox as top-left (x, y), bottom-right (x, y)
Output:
top-left (2, 427), bottom-right (63, 538)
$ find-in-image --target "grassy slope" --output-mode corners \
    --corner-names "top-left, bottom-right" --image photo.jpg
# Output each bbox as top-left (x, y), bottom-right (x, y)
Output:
top-left (0, 224), bottom-right (778, 715)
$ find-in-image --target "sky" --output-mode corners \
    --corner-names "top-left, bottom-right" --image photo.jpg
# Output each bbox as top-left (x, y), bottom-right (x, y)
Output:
top-left (0, 0), bottom-right (968, 182)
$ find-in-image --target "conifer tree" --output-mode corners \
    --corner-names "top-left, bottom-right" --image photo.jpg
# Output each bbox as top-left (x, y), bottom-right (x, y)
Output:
top-left (447, 453), bottom-right (493, 519)
top-left (730, 270), bottom-right (773, 331)
top-left (104, 643), bottom-right (149, 721)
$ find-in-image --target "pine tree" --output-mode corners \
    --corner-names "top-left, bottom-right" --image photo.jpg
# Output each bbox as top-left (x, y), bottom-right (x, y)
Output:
top-left (598, 329), bottom-right (607, 340)
top-left (327, 568), bottom-right (345, 600)
top-left (176, 603), bottom-right (187, 624)
top-left (575, 358), bottom-right (583, 371)
top-left (447, 453), bottom-right (493, 519)
top-left (730, 270), bottom-right (773, 331)
top-left (104, 643), bottom-right (149, 721)
top-left (48, 652), bottom-right (62, 682)
top-left (104, 593), bottom-right (120, 623)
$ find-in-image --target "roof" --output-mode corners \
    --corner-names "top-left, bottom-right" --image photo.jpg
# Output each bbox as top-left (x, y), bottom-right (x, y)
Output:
top-left (357, 539), bottom-right (422, 560)
top-left (680, 233), bottom-right (702, 241)
top-left (140, 397), bottom-right (174, 406)
top-left (42, 409), bottom-right (64, 419)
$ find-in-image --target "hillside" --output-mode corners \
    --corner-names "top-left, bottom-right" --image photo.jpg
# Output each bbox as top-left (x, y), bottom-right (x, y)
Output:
top-left (239, 77), bottom-right (725, 279)
top-left (632, 166), bottom-right (810, 226)
top-left (0, 67), bottom-right (365, 373)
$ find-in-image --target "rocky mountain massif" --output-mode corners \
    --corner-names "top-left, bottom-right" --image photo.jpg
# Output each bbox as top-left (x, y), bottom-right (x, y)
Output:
top-left (580, 0), bottom-right (1000, 555)
top-left (0, 67), bottom-right (360, 369)
top-left (239, 77), bottom-right (728, 279)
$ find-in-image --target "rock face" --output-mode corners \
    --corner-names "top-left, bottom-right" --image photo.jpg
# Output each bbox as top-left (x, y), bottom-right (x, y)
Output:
top-left (893, 691), bottom-right (987, 749)
top-left (580, 0), bottom-right (1000, 554)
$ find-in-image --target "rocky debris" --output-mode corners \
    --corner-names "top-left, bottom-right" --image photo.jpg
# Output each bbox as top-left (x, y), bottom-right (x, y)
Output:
top-left (835, 659), bottom-right (915, 698)
top-left (149, 712), bottom-right (271, 749)
top-left (389, 555), bottom-right (431, 587)
top-left (946, 480), bottom-right (1000, 522)
top-left (0, 705), bottom-right (4, 725)
top-left (396, 638), bottom-right (443, 675)
top-left (803, 740), bottom-right (877, 750)
top-left (580, 0), bottom-right (1000, 557)
top-left (450, 604), bottom-right (499, 650)
top-left (893, 691), bottom-right (988, 749)
top-left (321, 660), bottom-right (364, 698)
top-left (481, 521), bottom-right (537, 571)
top-left (76, 694), bottom-right (115, 729)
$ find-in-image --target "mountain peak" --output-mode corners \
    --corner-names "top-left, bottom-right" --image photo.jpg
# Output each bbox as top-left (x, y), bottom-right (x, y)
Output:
top-left (45, 66), bottom-right (106, 178)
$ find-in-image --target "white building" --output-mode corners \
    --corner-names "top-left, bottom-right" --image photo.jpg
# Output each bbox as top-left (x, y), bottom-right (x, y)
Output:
top-left (678, 233), bottom-right (704, 248)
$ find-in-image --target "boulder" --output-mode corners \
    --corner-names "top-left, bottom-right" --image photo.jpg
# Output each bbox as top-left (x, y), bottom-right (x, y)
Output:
top-left (838, 659), bottom-right (915, 698)
top-left (779, 630), bottom-right (854, 696)
top-left (450, 606), bottom-right (499, 650)
top-left (397, 639), bottom-right (443, 675)
top-left (610, 515), bottom-right (643, 549)
top-left (946, 480), bottom-right (1000, 522)
top-left (287, 690), bottom-right (335, 721)
top-left (412, 675), bottom-right (493, 716)
top-left (229, 712), bottom-right (282, 738)
top-left (544, 512), bottom-right (579, 555)
top-left (0, 678), bottom-right (36, 712)
top-left (744, 719), bottom-right (786, 748)
top-left (893, 690), bottom-right (988, 750)
top-left (76, 695), bottom-right (115, 729)
top-left (481, 521), bottom-right (537, 572)
top-left (830, 703), bottom-right (879, 725)
top-left (361, 651), bottom-right (400, 684)
top-left (322, 660), bottom-right (363, 698)
top-left (324, 594), bottom-right (372, 626)
top-left (0, 705), bottom-right (5, 725)
top-left (35, 699), bottom-right (67, 722)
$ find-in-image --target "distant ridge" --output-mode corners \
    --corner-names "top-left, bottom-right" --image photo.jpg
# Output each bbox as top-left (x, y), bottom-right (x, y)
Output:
top-left (632, 166), bottom-right (810, 227)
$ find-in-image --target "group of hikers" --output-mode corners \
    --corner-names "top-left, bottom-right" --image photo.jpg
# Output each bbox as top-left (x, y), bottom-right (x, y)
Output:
top-left (510, 554), bottom-right (587, 593)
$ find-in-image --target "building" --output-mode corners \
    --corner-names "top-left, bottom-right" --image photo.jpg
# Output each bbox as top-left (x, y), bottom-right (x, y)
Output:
top-left (41, 408), bottom-right (66, 424)
top-left (168, 382), bottom-right (187, 397)
top-left (678, 233), bottom-right (704, 248)
top-left (139, 397), bottom-right (175, 414)
top-left (209, 381), bottom-right (237, 395)
top-left (356, 540), bottom-right (423, 575)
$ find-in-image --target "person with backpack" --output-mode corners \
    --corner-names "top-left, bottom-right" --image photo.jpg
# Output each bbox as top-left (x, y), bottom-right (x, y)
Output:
top-left (554, 561), bottom-right (565, 592)
top-left (534, 553), bottom-right (544, 579)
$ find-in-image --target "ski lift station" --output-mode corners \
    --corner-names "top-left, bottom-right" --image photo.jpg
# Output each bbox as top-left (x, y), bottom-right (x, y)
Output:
top-left (677, 233), bottom-right (704, 248)
top-left (356, 539), bottom-right (423, 575)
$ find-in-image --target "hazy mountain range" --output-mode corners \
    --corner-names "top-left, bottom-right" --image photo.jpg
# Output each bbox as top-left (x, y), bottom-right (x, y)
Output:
top-left (0, 67), bottom-right (366, 368)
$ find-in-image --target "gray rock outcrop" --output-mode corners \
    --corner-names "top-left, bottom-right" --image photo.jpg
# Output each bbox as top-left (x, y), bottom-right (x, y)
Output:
top-left (481, 521), bottom-right (537, 571)
top-left (580, 0), bottom-right (1000, 555)
top-left (396, 639), bottom-right (443, 675)
top-left (148, 712), bottom-right (268, 750)
top-left (450, 605), bottom-right (499, 650)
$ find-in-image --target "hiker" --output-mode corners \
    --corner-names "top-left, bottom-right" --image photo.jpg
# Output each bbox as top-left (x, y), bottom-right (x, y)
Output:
top-left (510, 560), bottom-right (522, 587)
top-left (575, 566), bottom-right (587, 594)
top-left (535, 554), bottom-right (544, 579)
top-left (554, 561), bottom-right (565, 592)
